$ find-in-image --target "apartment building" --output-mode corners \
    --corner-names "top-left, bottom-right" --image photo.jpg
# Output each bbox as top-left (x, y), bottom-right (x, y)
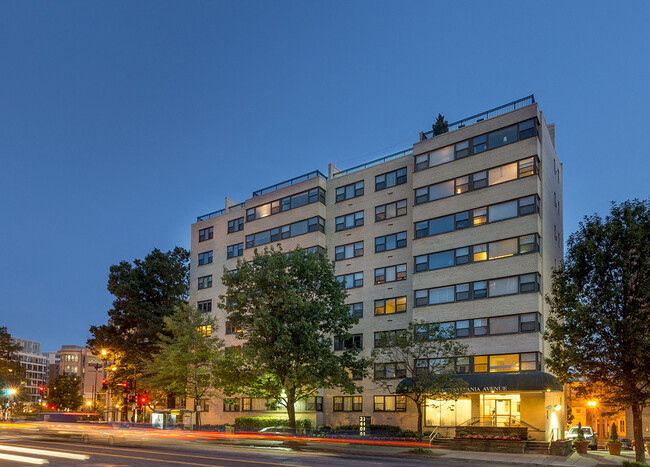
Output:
top-left (10, 338), bottom-right (48, 406)
top-left (55, 345), bottom-right (105, 404)
top-left (189, 96), bottom-right (565, 441)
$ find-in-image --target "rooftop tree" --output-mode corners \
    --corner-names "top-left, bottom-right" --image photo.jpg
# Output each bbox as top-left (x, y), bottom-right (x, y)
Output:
top-left (545, 199), bottom-right (650, 462)
top-left (218, 246), bottom-right (367, 431)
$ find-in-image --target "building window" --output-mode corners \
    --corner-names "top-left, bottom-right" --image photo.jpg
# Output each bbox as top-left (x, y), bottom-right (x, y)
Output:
top-left (304, 396), bottom-right (323, 411)
top-left (375, 232), bottom-right (407, 253)
top-left (333, 396), bottom-right (362, 412)
top-left (414, 273), bottom-right (540, 307)
top-left (63, 354), bottom-right (79, 362)
top-left (375, 199), bottom-right (407, 222)
top-left (197, 300), bottom-right (212, 313)
top-left (336, 181), bottom-right (364, 202)
top-left (334, 334), bottom-right (363, 350)
top-left (335, 211), bottom-right (364, 231)
top-left (198, 251), bottom-right (213, 266)
top-left (374, 395), bottom-right (407, 412)
top-left (198, 325), bottom-right (212, 337)
top-left (375, 168), bottom-right (407, 191)
top-left (228, 218), bottom-right (244, 233)
top-left (335, 241), bottom-right (364, 261)
top-left (414, 234), bottom-right (539, 273)
top-left (63, 365), bottom-right (78, 375)
top-left (414, 156), bottom-right (538, 205)
top-left (198, 275), bottom-right (212, 290)
top-left (349, 303), bottom-right (363, 319)
top-left (227, 243), bottom-right (244, 258)
top-left (245, 188), bottom-right (326, 222)
top-left (414, 118), bottom-right (538, 172)
top-left (374, 362), bottom-right (406, 379)
top-left (337, 272), bottom-right (363, 289)
top-left (241, 397), bottom-right (252, 411)
top-left (374, 297), bottom-right (407, 315)
top-left (416, 313), bottom-right (541, 339)
top-left (199, 227), bottom-right (214, 242)
top-left (375, 264), bottom-right (407, 284)
top-left (245, 217), bottom-right (325, 248)
top-left (223, 399), bottom-right (240, 412)
top-left (225, 321), bottom-right (242, 335)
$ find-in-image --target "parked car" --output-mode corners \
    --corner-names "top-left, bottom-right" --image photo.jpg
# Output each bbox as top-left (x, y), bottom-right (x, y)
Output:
top-left (616, 438), bottom-right (632, 450)
top-left (566, 425), bottom-right (598, 450)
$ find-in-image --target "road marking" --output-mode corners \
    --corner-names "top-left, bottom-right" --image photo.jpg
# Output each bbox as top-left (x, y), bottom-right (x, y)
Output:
top-left (0, 444), bottom-right (89, 460)
top-left (14, 442), bottom-right (312, 467)
top-left (0, 452), bottom-right (48, 464)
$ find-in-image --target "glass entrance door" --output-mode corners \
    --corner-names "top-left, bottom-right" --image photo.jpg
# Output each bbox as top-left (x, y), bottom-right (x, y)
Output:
top-left (481, 394), bottom-right (520, 426)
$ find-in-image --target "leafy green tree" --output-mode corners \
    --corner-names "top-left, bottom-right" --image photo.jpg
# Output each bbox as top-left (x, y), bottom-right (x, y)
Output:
top-left (48, 374), bottom-right (84, 411)
top-left (87, 247), bottom-right (190, 388)
top-left (143, 303), bottom-right (223, 426)
top-left (218, 246), bottom-right (367, 431)
top-left (545, 199), bottom-right (650, 462)
top-left (432, 113), bottom-right (449, 136)
top-left (0, 327), bottom-right (27, 400)
top-left (371, 321), bottom-right (468, 440)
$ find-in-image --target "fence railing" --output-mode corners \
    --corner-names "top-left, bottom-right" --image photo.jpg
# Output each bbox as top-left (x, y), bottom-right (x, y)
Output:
top-left (421, 95), bottom-right (536, 139)
top-left (331, 148), bottom-right (413, 178)
top-left (196, 201), bottom-right (246, 222)
top-left (252, 170), bottom-right (327, 197)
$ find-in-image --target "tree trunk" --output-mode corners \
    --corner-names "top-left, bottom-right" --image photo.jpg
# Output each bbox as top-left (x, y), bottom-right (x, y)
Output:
top-left (286, 389), bottom-right (296, 434)
top-left (417, 401), bottom-right (424, 441)
top-left (632, 402), bottom-right (645, 463)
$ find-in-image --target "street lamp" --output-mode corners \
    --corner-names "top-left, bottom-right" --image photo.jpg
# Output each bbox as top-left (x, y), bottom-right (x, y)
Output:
top-left (587, 400), bottom-right (597, 429)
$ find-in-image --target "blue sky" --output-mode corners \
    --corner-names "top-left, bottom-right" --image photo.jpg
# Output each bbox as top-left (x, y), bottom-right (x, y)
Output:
top-left (1, 1), bottom-right (648, 351)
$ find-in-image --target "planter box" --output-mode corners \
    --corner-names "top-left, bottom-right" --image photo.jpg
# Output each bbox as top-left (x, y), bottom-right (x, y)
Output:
top-left (550, 440), bottom-right (572, 456)
top-left (574, 440), bottom-right (589, 454)
top-left (451, 438), bottom-right (526, 454)
top-left (606, 442), bottom-right (622, 455)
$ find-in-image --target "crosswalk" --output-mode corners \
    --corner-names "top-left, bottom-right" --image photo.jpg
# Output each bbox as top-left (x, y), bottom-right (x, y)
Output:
top-left (0, 444), bottom-right (90, 465)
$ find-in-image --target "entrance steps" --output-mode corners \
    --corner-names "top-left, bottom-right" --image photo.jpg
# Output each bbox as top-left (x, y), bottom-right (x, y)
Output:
top-left (525, 440), bottom-right (550, 454)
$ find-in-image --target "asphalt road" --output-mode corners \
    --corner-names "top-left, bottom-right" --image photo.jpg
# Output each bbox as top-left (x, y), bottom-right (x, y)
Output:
top-left (0, 433), bottom-right (477, 466)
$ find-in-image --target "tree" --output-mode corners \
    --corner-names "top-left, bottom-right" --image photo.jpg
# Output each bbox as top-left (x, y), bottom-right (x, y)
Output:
top-left (142, 303), bottom-right (223, 426)
top-left (432, 113), bottom-right (449, 136)
top-left (545, 199), bottom-right (650, 462)
top-left (87, 247), bottom-right (190, 389)
top-left (0, 327), bottom-right (27, 417)
top-left (48, 374), bottom-right (84, 411)
top-left (218, 246), bottom-right (367, 431)
top-left (371, 321), bottom-right (468, 440)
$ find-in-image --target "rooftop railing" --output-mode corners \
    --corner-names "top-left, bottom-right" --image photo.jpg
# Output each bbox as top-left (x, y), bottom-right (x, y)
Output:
top-left (330, 147), bottom-right (413, 178)
top-left (421, 94), bottom-right (535, 140)
top-left (196, 201), bottom-right (246, 222)
top-left (252, 170), bottom-right (327, 197)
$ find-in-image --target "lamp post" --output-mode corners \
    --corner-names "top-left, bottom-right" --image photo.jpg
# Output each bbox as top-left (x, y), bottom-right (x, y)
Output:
top-left (587, 400), bottom-right (597, 431)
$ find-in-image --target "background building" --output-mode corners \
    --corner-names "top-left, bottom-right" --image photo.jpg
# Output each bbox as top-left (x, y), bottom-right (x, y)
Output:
top-left (53, 345), bottom-right (105, 406)
top-left (189, 96), bottom-right (565, 440)
top-left (10, 338), bottom-right (48, 406)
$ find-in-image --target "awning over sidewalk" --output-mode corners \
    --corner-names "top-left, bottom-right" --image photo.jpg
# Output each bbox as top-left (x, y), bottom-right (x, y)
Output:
top-left (396, 371), bottom-right (563, 394)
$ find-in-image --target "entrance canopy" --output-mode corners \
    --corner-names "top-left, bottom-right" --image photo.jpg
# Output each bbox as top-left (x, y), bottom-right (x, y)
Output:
top-left (397, 371), bottom-right (563, 394)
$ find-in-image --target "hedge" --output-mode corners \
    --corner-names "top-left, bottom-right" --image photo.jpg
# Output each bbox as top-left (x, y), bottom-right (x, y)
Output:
top-left (233, 417), bottom-right (312, 429)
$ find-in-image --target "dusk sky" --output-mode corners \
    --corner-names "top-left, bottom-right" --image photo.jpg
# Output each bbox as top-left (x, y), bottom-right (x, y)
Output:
top-left (1, 1), bottom-right (648, 352)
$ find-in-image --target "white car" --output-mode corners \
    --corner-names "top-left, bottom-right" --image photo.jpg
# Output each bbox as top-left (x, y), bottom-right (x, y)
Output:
top-left (566, 425), bottom-right (598, 450)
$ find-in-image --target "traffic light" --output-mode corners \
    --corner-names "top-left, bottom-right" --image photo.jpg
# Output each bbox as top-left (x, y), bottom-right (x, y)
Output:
top-left (38, 385), bottom-right (45, 394)
top-left (126, 378), bottom-right (133, 391)
top-left (139, 394), bottom-right (148, 405)
top-left (101, 378), bottom-right (107, 390)
top-left (122, 381), bottom-right (128, 392)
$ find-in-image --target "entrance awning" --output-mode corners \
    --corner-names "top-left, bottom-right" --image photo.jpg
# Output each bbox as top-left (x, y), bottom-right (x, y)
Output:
top-left (396, 371), bottom-right (563, 394)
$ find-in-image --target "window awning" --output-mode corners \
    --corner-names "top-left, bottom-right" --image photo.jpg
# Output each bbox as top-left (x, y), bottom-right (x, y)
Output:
top-left (396, 371), bottom-right (563, 394)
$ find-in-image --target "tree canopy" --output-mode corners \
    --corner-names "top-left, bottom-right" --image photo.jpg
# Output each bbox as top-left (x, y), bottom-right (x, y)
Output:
top-left (371, 321), bottom-right (468, 440)
top-left (143, 303), bottom-right (223, 425)
top-left (0, 327), bottom-right (27, 398)
top-left (432, 113), bottom-right (449, 136)
top-left (218, 246), bottom-right (367, 430)
top-left (47, 374), bottom-right (84, 411)
top-left (87, 247), bottom-right (190, 380)
top-left (545, 199), bottom-right (650, 462)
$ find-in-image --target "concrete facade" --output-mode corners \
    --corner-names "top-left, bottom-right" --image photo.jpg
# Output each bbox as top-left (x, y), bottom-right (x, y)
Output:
top-left (54, 345), bottom-right (105, 405)
top-left (189, 99), bottom-right (564, 440)
top-left (10, 338), bottom-right (48, 406)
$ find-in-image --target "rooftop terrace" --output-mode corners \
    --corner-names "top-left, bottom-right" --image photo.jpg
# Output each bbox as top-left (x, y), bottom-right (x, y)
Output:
top-left (196, 95), bottom-right (536, 222)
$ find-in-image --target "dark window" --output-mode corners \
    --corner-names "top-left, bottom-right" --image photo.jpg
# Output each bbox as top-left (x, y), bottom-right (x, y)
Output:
top-left (335, 211), bottom-right (364, 231)
top-left (518, 118), bottom-right (537, 140)
top-left (246, 217), bottom-right (325, 248)
top-left (375, 232), bottom-right (407, 253)
top-left (198, 227), bottom-right (213, 242)
top-left (227, 218), bottom-right (244, 233)
top-left (335, 241), bottom-right (364, 261)
top-left (349, 303), bottom-right (363, 319)
top-left (227, 243), bottom-right (243, 258)
top-left (375, 199), bottom-right (407, 221)
top-left (198, 251), bottom-right (213, 265)
top-left (336, 181), bottom-right (364, 202)
top-left (197, 275), bottom-right (212, 290)
top-left (375, 167), bottom-right (407, 191)
top-left (223, 399), bottom-right (240, 412)
top-left (225, 321), bottom-right (241, 335)
top-left (337, 272), bottom-right (363, 289)
top-left (375, 264), bottom-right (407, 284)
top-left (333, 396), bottom-right (362, 412)
top-left (374, 362), bottom-right (406, 379)
top-left (334, 334), bottom-right (363, 350)
top-left (197, 300), bottom-right (212, 313)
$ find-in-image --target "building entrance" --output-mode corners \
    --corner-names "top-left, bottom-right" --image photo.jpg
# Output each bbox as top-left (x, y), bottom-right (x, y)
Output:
top-left (481, 394), bottom-right (520, 426)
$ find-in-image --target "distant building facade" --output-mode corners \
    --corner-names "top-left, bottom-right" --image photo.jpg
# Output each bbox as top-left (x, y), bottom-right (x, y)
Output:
top-left (54, 345), bottom-right (105, 404)
top-left (11, 338), bottom-right (48, 406)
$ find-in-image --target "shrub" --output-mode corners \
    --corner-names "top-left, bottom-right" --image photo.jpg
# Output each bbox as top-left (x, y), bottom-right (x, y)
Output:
top-left (234, 417), bottom-right (312, 429)
top-left (408, 448), bottom-right (433, 454)
top-left (576, 422), bottom-right (585, 441)
top-left (369, 424), bottom-right (401, 433)
top-left (402, 430), bottom-right (419, 438)
top-left (333, 424), bottom-right (360, 431)
top-left (608, 422), bottom-right (619, 443)
top-left (622, 462), bottom-right (650, 467)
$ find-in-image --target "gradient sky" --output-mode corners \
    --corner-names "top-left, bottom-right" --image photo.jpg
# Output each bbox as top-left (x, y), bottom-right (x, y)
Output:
top-left (1, 1), bottom-right (648, 352)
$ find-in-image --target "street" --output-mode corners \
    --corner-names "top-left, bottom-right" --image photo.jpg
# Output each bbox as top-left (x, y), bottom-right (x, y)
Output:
top-left (0, 433), bottom-right (477, 466)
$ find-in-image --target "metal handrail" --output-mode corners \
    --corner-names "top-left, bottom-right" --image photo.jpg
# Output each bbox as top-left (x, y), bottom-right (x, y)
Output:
top-left (429, 426), bottom-right (440, 445)
top-left (252, 170), bottom-right (327, 197)
top-left (331, 147), bottom-right (413, 178)
top-left (197, 209), bottom-right (225, 222)
top-left (421, 95), bottom-right (536, 139)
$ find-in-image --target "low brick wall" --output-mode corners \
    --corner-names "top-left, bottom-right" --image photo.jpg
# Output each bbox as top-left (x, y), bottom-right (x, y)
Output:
top-left (450, 438), bottom-right (526, 454)
top-left (549, 440), bottom-right (572, 456)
